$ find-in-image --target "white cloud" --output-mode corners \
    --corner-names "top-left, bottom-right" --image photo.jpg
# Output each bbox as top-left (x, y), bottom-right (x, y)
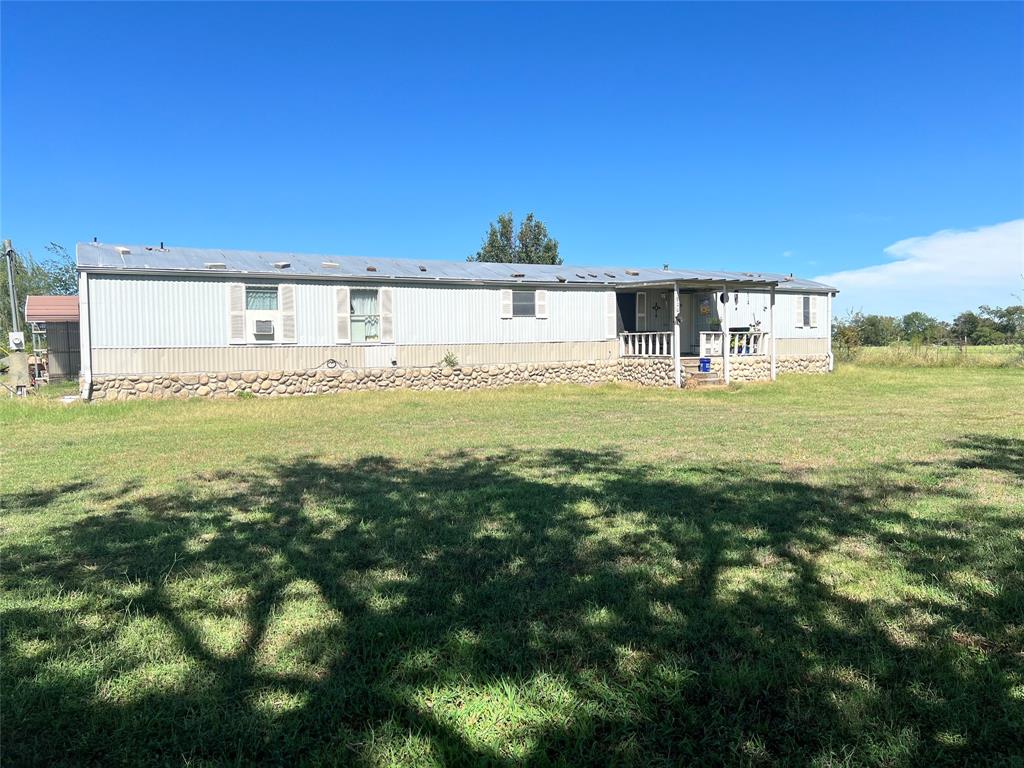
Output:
top-left (816, 219), bottom-right (1024, 319)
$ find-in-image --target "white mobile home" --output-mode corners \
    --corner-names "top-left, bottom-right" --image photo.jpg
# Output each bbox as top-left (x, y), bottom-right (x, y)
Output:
top-left (76, 242), bottom-right (836, 399)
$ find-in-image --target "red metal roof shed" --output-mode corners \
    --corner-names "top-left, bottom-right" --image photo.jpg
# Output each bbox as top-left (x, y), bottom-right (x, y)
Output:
top-left (25, 295), bottom-right (80, 323)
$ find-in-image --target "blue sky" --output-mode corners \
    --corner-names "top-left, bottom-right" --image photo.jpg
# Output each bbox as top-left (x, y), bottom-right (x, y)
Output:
top-left (2, 2), bottom-right (1022, 319)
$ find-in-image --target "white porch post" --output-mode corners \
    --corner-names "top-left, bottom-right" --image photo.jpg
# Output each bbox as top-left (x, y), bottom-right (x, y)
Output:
top-left (770, 286), bottom-right (777, 381)
top-left (721, 284), bottom-right (730, 384)
top-left (827, 292), bottom-right (834, 371)
top-left (79, 270), bottom-right (93, 400)
top-left (673, 283), bottom-right (681, 388)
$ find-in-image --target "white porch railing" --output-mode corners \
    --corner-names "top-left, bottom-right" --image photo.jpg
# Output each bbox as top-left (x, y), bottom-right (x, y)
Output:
top-left (699, 331), bottom-right (723, 357)
top-left (620, 331), bottom-right (673, 357)
top-left (699, 331), bottom-right (769, 357)
top-left (729, 331), bottom-right (768, 356)
top-left (622, 331), bottom-right (768, 359)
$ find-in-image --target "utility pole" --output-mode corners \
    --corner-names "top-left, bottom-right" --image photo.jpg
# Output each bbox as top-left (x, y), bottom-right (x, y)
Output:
top-left (3, 239), bottom-right (29, 396)
top-left (3, 240), bottom-right (18, 332)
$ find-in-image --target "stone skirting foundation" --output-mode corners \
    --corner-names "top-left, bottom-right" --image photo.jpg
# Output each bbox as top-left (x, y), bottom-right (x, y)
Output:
top-left (89, 360), bottom-right (620, 400)
top-left (728, 356), bottom-right (771, 382)
top-left (616, 358), bottom-right (676, 388)
top-left (777, 354), bottom-right (830, 375)
top-left (86, 354), bottom-right (830, 400)
top-left (719, 354), bottom-right (829, 382)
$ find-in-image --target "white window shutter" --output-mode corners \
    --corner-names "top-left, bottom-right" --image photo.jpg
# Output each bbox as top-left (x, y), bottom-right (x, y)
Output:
top-left (535, 290), bottom-right (548, 319)
top-left (279, 284), bottom-right (297, 343)
top-left (809, 296), bottom-right (819, 328)
top-left (794, 296), bottom-right (804, 328)
top-left (605, 292), bottom-right (617, 338)
top-left (335, 286), bottom-right (351, 344)
top-left (379, 287), bottom-right (395, 343)
top-left (500, 289), bottom-right (513, 319)
top-left (228, 283), bottom-right (246, 344)
top-left (636, 292), bottom-right (647, 331)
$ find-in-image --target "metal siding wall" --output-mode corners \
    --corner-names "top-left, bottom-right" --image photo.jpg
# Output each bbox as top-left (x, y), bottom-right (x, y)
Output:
top-left (90, 275), bottom-right (227, 347)
top-left (89, 275), bottom-right (611, 348)
top-left (726, 291), bottom-right (772, 329)
top-left (773, 292), bottom-right (830, 339)
top-left (395, 285), bottom-right (609, 344)
top-left (776, 338), bottom-right (829, 355)
top-left (294, 282), bottom-right (335, 346)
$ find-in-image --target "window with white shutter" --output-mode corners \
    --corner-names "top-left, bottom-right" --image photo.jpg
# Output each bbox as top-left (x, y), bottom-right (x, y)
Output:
top-left (794, 295), bottom-right (806, 328)
top-left (500, 289), bottom-right (513, 319)
top-left (809, 296), bottom-right (818, 328)
top-left (335, 286), bottom-right (351, 344)
top-left (636, 292), bottom-right (648, 331)
top-left (228, 283), bottom-right (297, 344)
top-left (228, 283), bottom-right (246, 344)
top-left (535, 290), bottom-right (548, 319)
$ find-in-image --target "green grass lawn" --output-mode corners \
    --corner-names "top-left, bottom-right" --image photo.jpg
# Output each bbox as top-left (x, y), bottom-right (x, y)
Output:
top-left (2, 366), bottom-right (1022, 767)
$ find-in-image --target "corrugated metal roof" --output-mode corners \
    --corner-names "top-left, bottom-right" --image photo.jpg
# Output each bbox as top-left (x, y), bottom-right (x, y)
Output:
top-left (25, 295), bottom-right (80, 322)
top-left (76, 242), bottom-right (836, 292)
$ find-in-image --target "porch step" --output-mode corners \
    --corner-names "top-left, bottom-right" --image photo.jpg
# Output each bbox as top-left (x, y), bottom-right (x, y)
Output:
top-left (682, 360), bottom-right (721, 386)
top-left (684, 371), bottom-right (724, 388)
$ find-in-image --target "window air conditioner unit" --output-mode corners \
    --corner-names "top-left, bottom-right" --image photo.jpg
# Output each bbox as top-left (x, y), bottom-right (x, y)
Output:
top-left (254, 320), bottom-right (274, 335)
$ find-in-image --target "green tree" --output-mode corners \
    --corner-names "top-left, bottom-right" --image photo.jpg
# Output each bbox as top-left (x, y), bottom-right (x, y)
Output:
top-left (971, 325), bottom-right (1006, 346)
top-left (980, 305), bottom-right (1024, 343)
top-left (950, 311), bottom-right (982, 344)
top-left (900, 311), bottom-right (946, 344)
top-left (0, 242), bottom-right (77, 341)
top-left (468, 212), bottom-right (561, 265)
top-left (42, 243), bottom-right (77, 295)
top-left (831, 312), bottom-right (862, 360)
top-left (857, 314), bottom-right (901, 346)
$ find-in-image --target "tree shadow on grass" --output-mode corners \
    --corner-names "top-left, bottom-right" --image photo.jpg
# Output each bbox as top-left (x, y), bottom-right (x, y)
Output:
top-left (2, 442), bottom-right (1022, 766)
top-left (952, 434), bottom-right (1024, 481)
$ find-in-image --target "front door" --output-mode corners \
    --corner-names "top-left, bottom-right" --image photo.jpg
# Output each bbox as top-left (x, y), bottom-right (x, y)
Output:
top-left (616, 293), bottom-right (637, 333)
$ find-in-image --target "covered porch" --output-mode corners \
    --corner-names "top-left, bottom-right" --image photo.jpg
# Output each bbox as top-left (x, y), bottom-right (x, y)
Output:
top-left (615, 279), bottom-right (780, 387)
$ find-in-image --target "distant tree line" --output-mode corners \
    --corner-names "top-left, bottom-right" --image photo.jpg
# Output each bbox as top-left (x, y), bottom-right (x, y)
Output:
top-left (0, 243), bottom-right (77, 340)
top-left (833, 305), bottom-right (1024, 349)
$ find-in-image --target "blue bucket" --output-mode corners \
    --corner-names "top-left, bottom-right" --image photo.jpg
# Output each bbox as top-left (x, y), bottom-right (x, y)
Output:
top-left (698, 357), bottom-right (711, 373)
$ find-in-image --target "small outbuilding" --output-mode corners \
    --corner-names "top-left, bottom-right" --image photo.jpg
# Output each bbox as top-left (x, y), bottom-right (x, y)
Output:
top-left (25, 295), bottom-right (80, 382)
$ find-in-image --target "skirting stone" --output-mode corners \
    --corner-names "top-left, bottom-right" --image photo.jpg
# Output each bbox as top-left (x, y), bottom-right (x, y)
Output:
top-left (85, 353), bottom-right (830, 400)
